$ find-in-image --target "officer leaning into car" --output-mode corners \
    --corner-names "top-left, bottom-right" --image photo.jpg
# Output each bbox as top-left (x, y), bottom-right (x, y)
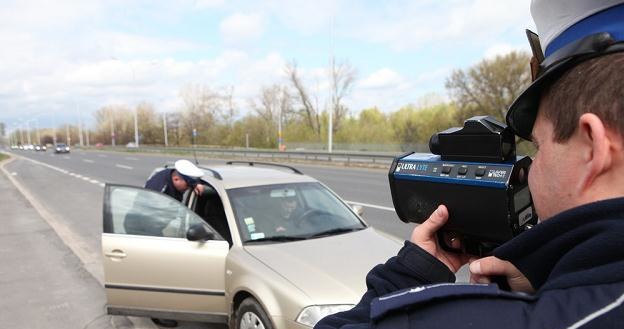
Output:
top-left (316, 0), bottom-right (624, 328)
top-left (145, 159), bottom-right (205, 202)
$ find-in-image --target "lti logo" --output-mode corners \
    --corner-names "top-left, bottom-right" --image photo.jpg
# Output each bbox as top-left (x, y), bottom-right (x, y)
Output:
top-left (487, 170), bottom-right (507, 178)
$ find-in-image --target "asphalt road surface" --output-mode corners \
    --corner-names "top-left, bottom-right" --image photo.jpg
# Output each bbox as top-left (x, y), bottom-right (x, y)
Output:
top-left (3, 148), bottom-right (469, 328)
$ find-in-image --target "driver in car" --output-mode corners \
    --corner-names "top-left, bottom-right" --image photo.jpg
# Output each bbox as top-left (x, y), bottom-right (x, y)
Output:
top-left (274, 196), bottom-right (301, 233)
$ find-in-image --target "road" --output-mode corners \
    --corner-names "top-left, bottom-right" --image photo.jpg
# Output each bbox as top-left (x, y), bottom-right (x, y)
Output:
top-left (3, 148), bottom-right (469, 328)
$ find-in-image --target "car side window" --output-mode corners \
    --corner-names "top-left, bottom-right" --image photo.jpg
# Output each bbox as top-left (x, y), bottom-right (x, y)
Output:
top-left (104, 185), bottom-right (218, 239)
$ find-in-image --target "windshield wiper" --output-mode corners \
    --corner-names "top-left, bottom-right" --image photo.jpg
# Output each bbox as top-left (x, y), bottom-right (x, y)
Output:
top-left (244, 235), bottom-right (308, 243)
top-left (306, 227), bottom-right (365, 238)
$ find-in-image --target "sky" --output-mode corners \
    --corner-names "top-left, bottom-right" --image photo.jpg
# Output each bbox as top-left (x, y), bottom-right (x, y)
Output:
top-left (0, 0), bottom-right (535, 132)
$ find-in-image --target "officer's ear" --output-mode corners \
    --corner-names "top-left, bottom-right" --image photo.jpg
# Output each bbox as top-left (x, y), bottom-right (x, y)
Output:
top-left (576, 113), bottom-right (613, 190)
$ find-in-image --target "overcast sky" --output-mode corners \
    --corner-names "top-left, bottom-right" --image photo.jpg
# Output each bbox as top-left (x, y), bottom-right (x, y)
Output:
top-left (1, 0), bottom-right (534, 130)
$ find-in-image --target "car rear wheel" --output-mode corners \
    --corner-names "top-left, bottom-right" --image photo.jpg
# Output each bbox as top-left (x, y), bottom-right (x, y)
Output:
top-left (235, 297), bottom-right (274, 329)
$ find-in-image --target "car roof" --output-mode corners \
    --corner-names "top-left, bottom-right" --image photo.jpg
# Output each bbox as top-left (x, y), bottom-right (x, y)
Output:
top-left (199, 164), bottom-right (318, 189)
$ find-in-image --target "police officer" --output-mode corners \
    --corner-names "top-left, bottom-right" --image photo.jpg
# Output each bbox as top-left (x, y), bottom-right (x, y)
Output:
top-left (145, 159), bottom-right (205, 202)
top-left (316, 0), bottom-right (624, 328)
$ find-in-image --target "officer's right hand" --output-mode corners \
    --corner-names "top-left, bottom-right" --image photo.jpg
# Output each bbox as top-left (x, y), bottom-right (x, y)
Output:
top-left (410, 205), bottom-right (471, 273)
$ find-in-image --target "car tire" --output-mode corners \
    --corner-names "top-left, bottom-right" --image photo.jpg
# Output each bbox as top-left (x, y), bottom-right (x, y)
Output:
top-left (235, 297), bottom-right (274, 329)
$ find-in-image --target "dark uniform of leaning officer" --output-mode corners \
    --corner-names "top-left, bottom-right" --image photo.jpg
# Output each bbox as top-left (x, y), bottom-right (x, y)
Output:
top-left (145, 159), bottom-right (205, 201)
top-left (316, 0), bottom-right (624, 328)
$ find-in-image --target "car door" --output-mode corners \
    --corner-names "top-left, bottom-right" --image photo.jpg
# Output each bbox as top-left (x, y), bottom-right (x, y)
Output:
top-left (102, 184), bottom-right (229, 323)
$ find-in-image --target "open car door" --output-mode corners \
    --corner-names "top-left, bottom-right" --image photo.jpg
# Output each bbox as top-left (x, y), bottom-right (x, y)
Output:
top-left (102, 184), bottom-right (229, 323)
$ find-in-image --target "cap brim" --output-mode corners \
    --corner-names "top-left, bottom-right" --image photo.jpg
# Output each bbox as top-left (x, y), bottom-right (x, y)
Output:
top-left (506, 57), bottom-right (576, 140)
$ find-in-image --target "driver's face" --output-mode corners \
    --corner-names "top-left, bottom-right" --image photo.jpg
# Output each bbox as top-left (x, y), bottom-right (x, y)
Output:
top-left (281, 199), bottom-right (298, 219)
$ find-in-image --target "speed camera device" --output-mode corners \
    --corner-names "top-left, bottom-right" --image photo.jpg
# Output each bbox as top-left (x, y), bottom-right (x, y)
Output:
top-left (388, 116), bottom-right (537, 255)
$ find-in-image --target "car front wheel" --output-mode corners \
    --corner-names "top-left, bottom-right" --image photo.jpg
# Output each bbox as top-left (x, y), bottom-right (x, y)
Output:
top-left (235, 297), bottom-right (274, 329)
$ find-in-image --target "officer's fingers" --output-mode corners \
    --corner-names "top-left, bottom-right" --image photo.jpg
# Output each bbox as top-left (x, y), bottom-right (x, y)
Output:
top-left (469, 256), bottom-right (514, 277)
top-left (469, 273), bottom-right (491, 285)
top-left (415, 205), bottom-right (449, 238)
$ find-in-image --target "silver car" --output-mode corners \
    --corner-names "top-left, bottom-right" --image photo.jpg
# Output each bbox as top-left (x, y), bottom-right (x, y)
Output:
top-left (102, 161), bottom-right (401, 329)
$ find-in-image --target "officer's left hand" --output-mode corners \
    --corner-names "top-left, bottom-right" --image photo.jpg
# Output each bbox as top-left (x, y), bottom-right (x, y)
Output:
top-left (410, 205), bottom-right (471, 273)
top-left (469, 257), bottom-right (534, 293)
top-left (194, 184), bottom-right (205, 196)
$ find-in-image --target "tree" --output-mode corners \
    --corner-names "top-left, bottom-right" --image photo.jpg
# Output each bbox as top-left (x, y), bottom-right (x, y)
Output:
top-left (285, 62), bottom-right (321, 138)
top-left (390, 103), bottom-right (459, 151)
top-left (329, 59), bottom-right (357, 133)
top-left (250, 84), bottom-right (293, 148)
top-left (179, 84), bottom-right (226, 145)
top-left (445, 51), bottom-right (531, 122)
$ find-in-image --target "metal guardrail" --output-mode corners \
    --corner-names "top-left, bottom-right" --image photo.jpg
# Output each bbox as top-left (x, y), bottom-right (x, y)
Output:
top-left (98, 145), bottom-right (399, 165)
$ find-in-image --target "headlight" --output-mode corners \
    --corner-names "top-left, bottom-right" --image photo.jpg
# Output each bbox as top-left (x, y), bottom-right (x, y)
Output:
top-left (296, 305), bottom-right (354, 327)
top-left (66, 147), bottom-right (70, 151)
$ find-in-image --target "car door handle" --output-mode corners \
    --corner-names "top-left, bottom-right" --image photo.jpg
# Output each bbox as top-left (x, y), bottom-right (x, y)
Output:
top-left (105, 250), bottom-right (127, 259)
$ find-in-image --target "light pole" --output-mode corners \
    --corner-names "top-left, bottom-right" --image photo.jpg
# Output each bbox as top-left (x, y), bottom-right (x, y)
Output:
top-left (110, 108), bottom-right (116, 146)
top-left (110, 57), bottom-right (140, 147)
top-left (163, 112), bottom-right (168, 147)
top-left (35, 119), bottom-right (41, 145)
top-left (25, 120), bottom-right (32, 145)
top-left (76, 102), bottom-right (84, 147)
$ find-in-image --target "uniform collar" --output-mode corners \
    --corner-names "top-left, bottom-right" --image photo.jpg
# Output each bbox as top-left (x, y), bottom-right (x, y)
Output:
top-left (494, 197), bottom-right (624, 291)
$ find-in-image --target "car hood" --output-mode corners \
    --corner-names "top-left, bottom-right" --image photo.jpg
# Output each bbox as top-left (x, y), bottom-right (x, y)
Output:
top-left (244, 228), bottom-right (402, 304)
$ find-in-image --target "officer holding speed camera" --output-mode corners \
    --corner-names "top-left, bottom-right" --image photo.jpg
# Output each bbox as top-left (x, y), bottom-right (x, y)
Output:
top-left (316, 0), bottom-right (624, 328)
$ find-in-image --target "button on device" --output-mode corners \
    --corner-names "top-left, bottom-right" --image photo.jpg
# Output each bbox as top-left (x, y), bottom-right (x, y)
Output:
top-left (458, 167), bottom-right (468, 175)
top-left (442, 166), bottom-right (452, 174)
top-left (475, 168), bottom-right (486, 177)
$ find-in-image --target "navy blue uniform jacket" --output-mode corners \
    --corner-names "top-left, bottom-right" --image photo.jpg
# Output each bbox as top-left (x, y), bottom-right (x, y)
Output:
top-left (144, 168), bottom-right (183, 201)
top-left (316, 198), bottom-right (624, 329)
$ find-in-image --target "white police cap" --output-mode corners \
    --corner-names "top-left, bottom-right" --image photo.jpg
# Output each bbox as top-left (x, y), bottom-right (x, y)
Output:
top-left (506, 0), bottom-right (624, 140)
top-left (174, 159), bottom-right (204, 178)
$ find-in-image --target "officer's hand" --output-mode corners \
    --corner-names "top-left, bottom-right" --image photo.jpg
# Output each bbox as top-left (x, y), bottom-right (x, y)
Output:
top-left (469, 256), bottom-right (534, 293)
top-left (194, 184), bottom-right (205, 196)
top-left (410, 205), bottom-right (471, 273)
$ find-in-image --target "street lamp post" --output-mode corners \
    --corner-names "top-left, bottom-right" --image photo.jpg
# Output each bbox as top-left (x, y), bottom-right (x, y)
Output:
top-left (26, 121), bottom-right (32, 145)
top-left (163, 112), bottom-right (168, 147)
top-left (134, 108), bottom-right (139, 148)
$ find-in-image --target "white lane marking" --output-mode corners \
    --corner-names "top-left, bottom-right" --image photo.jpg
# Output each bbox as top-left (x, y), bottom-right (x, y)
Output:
top-left (125, 157), bottom-right (139, 161)
top-left (345, 200), bottom-right (395, 212)
top-left (115, 164), bottom-right (133, 170)
top-left (83, 159), bottom-right (94, 163)
top-left (10, 156), bottom-right (106, 189)
top-left (98, 154), bottom-right (107, 158)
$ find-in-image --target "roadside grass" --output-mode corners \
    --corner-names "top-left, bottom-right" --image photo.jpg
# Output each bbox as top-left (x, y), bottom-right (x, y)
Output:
top-left (0, 153), bottom-right (9, 162)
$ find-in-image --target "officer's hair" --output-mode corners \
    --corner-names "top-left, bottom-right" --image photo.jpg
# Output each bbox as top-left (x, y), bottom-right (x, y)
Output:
top-left (541, 52), bottom-right (624, 142)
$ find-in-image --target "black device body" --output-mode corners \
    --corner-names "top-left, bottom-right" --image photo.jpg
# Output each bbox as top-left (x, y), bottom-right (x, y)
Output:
top-left (388, 116), bottom-right (537, 256)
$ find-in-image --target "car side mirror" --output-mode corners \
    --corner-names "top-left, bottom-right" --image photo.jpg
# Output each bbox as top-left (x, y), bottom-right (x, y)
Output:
top-left (352, 205), bottom-right (364, 217)
top-left (186, 223), bottom-right (215, 241)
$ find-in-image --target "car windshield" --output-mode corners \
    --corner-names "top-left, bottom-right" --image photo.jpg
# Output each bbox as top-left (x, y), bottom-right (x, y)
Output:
top-left (228, 182), bottom-right (366, 243)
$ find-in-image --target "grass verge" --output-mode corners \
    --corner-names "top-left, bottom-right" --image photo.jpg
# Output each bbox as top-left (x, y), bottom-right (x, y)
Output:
top-left (0, 153), bottom-right (9, 162)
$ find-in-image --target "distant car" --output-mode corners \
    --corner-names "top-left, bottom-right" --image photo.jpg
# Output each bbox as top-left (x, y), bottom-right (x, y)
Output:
top-left (126, 142), bottom-right (137, 149)
top-left (34, 144), bottom-right (47, 151)
top-left (102, 161), bottom-right (401, 329)
top-left (54, 143), bottom-right (70, 153)
top-left (96, 143), bottom-right (104, 149)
